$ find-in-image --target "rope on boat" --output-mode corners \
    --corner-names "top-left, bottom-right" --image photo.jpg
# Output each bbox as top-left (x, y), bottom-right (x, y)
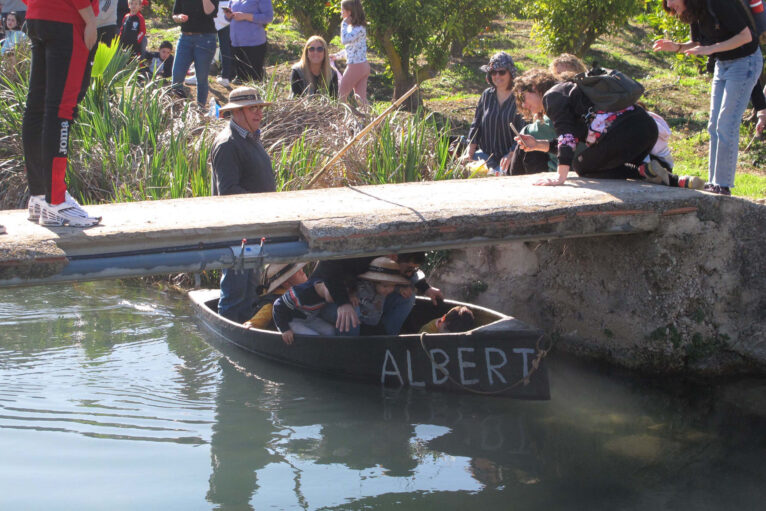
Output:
top-left (418, 331), bottom-right (552, 395)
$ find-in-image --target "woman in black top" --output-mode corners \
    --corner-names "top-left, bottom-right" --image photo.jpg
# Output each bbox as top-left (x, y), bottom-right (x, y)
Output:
top-left (171, 0), bottom-right (219, 107)
top-left (653, 0), bottom-right (762, 195)
top-left (461, 52), bottom-right (525, 176)
top-left (511, 68), bottom-right (672, 187)
top-left (290, 35), bottom-right (338, 98)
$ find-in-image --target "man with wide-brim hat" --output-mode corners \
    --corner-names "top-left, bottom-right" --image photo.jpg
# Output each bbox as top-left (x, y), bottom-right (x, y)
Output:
top-left (212, 86), bottom-right (277, 322)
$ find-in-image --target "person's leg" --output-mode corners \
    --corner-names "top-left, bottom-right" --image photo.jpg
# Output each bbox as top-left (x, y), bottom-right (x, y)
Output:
top-left (338, 62), bottom-right (366, 102)
top-left (191, 33), bottom-right (217, 106)
top-left (171, 34), bottom-right (193, 94)
top-left (218, 268), bottom-right (255, 322)
top-left (573, 108), bottom-right (658, 179)
top-left (36, 20), bottom-right (89, 205)
top-left (302, 316), bottom-right (337, 336)
top-left (232, 46), bottom-right (245, 82)
top-left (288, 319), bottom-right (321, 335)
top-left (248, 42), bottom-right (267, 82)
top-left (217, 26), bottom-right (232, 81)
top-left (380, 290), bottom-right (416, 335)
top-left (350, 61), bottom-right (369, 107)
top-left (709, 51), bottom-right (763, 188)
top-left (22, 19), bottom-right (47, 198)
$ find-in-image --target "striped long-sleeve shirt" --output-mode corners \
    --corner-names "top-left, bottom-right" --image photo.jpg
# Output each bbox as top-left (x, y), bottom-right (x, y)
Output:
top-left (467, 87), bottom-right (525, 168)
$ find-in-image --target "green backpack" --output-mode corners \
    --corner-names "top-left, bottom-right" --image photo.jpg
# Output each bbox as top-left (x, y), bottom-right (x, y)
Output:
top-left (571, 67), bottom-right (645, 113)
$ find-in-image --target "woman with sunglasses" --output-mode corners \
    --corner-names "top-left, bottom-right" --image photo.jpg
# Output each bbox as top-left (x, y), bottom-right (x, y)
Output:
top-left (290, 35), bottom-right (338, 98)
top-left (460, 52), bottom-right (526, 176)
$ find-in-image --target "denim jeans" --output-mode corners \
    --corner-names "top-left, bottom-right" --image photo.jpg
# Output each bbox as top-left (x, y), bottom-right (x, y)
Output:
top-left (218, 268), bottom-right (254, 323)
top-left (172, 32), bottom-right (217, 106)
top-left (320, 290), bottom-right (416, 336)
top-left (217, 26), bottom-right (233, 80)
top-left (708, 49), bottom-right (763, 188)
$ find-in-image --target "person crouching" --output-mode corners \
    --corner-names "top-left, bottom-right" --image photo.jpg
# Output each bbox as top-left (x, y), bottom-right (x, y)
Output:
top-left (272, 278), bottom-right (336, 345)
top-left (419, 306), bottom-right (475, 334)
top-left (354, 257), bottom-right (413, 335)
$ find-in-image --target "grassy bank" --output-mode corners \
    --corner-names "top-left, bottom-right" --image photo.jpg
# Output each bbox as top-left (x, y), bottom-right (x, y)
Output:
top-left (1, 13), bottom-right (765, 211)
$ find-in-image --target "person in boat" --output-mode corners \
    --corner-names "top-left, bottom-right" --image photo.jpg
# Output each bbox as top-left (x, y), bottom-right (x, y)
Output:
top-left (243, 262), bottom-right (307, 330)
top-left (312, 252), bottom-right (444, 336)
top-left (211, 87), bottom-right (277, 323)
top-left (353, 257), bottom-right (412, 335)
top-left (272, 278), bottom-right (336, 344)
top-left (419, 305), bottom-right (475, 334)
top-left (290, 35), bottom-right (338, 98)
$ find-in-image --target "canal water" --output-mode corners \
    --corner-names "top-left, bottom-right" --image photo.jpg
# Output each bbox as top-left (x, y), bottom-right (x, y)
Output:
top-left (1, 282), bottom-right (765, 510)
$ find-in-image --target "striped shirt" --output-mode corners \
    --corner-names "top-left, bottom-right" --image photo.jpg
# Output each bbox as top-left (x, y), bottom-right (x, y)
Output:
top-left (467, 87), bottom-right (525, 168)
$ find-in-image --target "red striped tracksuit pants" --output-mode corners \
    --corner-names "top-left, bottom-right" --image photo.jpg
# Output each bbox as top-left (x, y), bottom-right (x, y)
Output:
top-left (22, 18), bottom-right (92, 205)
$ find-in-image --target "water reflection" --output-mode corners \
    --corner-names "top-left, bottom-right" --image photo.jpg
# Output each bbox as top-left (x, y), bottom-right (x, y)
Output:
top-left (1, 283), bottom-right (766, 510)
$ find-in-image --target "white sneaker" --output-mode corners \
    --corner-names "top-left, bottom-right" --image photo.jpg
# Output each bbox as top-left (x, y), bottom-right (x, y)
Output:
top-left (216, 76), bottom-right (230, 87)
top-left (38, 194), bottom-right (101, 227)
top-left (27, 194), bottom-right (45, 221)
top-left (185, 74), bottom-right (198, 85)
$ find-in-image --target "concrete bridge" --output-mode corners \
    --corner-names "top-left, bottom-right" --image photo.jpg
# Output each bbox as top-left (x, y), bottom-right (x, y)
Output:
top-left (1, 175), bottom-right (764, 375)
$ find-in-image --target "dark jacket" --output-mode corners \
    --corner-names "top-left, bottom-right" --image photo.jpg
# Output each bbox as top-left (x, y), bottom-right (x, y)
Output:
top-left (211, 120), bottom-right (276, 195)
top-left (290, 66), bottom-right (338, 98)
top-left (542, 81), bottom-right (593, 166)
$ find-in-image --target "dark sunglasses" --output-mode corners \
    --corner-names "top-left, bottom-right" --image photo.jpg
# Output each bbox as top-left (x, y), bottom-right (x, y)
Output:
top-left (490, 69), bottom-right (508, 76)
top-left (308, 46), bottom-right (325, 53)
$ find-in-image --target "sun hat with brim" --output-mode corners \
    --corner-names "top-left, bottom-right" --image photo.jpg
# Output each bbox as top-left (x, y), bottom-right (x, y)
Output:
top-left (261, 262), bottom-right (307, 295)
top-left (479, 51), bottom-right (517, 77)
top-left (219, 86), bottom-right (272, 113)
top-left (357, 257), bottom-right (411, 285)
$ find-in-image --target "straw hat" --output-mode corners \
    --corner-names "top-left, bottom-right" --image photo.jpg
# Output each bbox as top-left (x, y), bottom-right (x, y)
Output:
top-left (357, 257), bottom-right (411, 285)
top-left (219, 86), bottom-right (272, 113)
top-left (260, 262), bottom-right (306, 294)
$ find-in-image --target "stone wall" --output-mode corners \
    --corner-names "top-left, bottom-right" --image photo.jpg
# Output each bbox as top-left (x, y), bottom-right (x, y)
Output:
top-left (432, 198), bottom-right (766, 375)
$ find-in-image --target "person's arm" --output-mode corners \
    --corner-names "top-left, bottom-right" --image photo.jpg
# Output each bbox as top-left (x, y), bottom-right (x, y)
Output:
top-left (271, 298), bottom-right (295, 344)
top-left (290, 68), bottom-right (305, 97)
top-left (340, 21), bottom-right (364, 45)
top-left (202, 0), bottom-right (215, 15)
top-left (684, 27), bottom-right (752, 56)
top-left (78, 3), bottom-right (98, 49)
top-left (246, 0), bottom-right (273, 24)
top-left (652, 39), bottom-right (697, 53)
top-left (211, 141), bottom-right (250, 195)
top-left (137, 14), bottom-right (146, 44)
top-left (463, 92), bottom-right (485, 160)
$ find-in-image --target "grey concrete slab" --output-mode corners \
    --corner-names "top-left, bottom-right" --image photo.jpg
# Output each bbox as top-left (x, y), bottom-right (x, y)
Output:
top-left (0, 175), bottom-right (706, 286)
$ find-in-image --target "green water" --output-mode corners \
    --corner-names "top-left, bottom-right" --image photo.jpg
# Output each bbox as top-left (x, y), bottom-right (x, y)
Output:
top-left (1, 282), bottom-right (765, 510)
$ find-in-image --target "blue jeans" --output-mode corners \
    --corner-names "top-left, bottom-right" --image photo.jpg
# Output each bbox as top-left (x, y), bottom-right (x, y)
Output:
top-left (217, 26), bottom-right (233, 80)
top-left (708, 49), bottom-right (762, 188)
top-left (218, 268), bottom-right (255, 323)
top-left (172, 32), bottom-right (217, 106)
top-left (320, 291), bottom-right (416, 336)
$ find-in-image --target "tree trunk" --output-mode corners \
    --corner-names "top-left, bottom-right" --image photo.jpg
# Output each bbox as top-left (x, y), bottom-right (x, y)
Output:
top-left (450, 39), bottom-right (465, 58)
top-left (376, 31), bottom-right (422, 110)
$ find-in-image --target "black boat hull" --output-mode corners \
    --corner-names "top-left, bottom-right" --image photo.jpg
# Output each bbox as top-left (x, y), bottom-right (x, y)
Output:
top-left (190, 289), bottom-right (550, 400)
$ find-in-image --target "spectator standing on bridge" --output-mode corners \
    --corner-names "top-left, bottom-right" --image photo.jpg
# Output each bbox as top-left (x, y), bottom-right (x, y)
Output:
top-left (211, 87), bottom-right (276, 322)
top-left (171, 0), bottom-right (218, 107)
top-left (459, 52), bottom-right (526, 176)
top-left (653, 0), bottom-right (762, 195)
top-left (23, 0), bottom-right (102, 227)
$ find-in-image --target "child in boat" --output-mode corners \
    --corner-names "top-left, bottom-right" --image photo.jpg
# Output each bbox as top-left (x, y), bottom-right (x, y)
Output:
top-left (353, 257), bottom-right (412, 335)
top-left (419, 306), bottom-right (475, 334)
top-left (243, 262), bottom-right (307, 330)
top-left (272, 277), bottom-right (336, 345)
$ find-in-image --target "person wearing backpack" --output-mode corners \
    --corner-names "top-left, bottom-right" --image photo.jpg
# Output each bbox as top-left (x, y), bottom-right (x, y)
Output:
top-left (510, 68), bottom-right (694, 187)
top-left (653, 0), bottom-right (762, 196)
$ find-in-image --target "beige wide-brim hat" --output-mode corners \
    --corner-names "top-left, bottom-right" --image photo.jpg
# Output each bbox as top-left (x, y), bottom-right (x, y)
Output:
top-left (261, 262), bottom-right (307, 294)
top-left (219, 86), bottom-right (273, 113)
top-left (358, 257), bottom-right (411, 285)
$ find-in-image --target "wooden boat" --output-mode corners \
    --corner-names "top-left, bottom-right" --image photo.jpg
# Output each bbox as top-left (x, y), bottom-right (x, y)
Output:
top-left (189, 289), bottom-right (550, 400)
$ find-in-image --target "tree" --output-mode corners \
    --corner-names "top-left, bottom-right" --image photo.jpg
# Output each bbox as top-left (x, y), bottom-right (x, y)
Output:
top-left (526, 0), bottom-right (644, 56)
top-left (272, 0), bottom-right (341, 43)
top-left (365, 0), bottom-right (502, 105)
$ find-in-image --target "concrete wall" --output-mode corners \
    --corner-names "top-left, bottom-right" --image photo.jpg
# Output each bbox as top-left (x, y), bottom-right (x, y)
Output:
top-left (432, 198), bottom-right (766, 376)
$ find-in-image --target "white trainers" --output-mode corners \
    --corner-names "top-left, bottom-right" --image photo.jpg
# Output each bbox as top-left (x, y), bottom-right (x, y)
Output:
top-left (185, 74), bottom-right (198, 85)
top-left (216, 76), bottom-right (230, 87)
top-left (27, 194), bottom-right (45, 221)
top-left (38, 194), bottom-right (101, 227)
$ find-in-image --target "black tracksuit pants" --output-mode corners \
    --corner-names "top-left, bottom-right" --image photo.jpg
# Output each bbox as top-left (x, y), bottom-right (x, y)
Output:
top-left (22, 18), bottom-right (92, 205)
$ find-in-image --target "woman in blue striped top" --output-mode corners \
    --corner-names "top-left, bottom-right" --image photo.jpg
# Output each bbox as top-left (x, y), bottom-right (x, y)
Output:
top-left (461, 52), bottom-right (526, 176)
